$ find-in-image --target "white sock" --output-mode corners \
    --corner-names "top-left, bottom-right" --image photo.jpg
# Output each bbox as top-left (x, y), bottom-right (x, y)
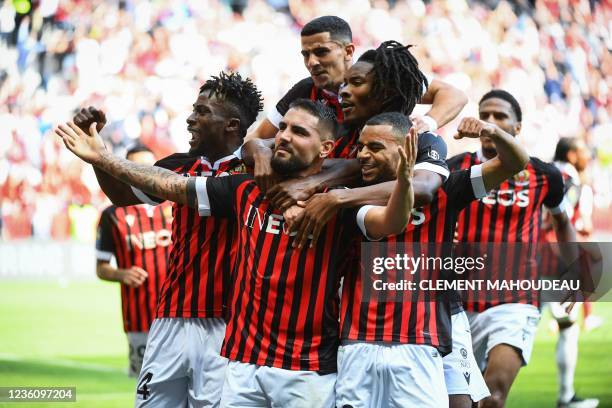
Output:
top-left (557, 323), bottom-right (579, 403)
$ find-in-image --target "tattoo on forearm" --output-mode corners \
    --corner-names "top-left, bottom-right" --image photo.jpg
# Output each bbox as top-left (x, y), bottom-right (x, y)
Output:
top-left (97, 152), bottom-right (188, 203)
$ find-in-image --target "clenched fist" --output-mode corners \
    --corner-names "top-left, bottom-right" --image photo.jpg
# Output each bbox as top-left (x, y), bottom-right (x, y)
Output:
top-left (454, 118), bottom-right (498, 140)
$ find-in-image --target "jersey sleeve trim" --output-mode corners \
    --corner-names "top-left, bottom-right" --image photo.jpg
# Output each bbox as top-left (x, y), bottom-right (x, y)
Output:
top-left (414, 162), bottom-right (450, 179)
top-left (131, 186), bottom-right (162, 205)
top-left (96, 250), bottom-right (114, 262)
top-left (356, 205), bottom-right (383, 241)
top-left (195, 176), bottom-right (211, 216)
top-left (267, 108), bottom-right (283, 129)
top-left (470, 164), bottom-right (487, 199)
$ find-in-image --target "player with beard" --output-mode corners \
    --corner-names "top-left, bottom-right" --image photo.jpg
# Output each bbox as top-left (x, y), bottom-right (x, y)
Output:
top-left (56, 99), bottom-right (418, 408)
top-left (243, 40), bottom-right (449, 216)
top-left (312, 110), bottom-right (527, 407)
top-left (448, 90), bottom-right (577, 408)
top-left (73, 72), bottom-right (263, 407)
top-left (247, 15), bottom-right (466, 141)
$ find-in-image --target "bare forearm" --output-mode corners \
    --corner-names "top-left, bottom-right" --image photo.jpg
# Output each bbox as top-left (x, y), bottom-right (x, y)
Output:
top-left (365, 180), bottom-right (414, 238)
top-left (316, 159), bottom-right (362, 189)
top-left (96, 262), bottom-right (121, 282)
top-left (241, 138), bottom-right (275, 167)
top-left (422, 81), bottom-right (467, 128)
top-left (94, 151), bottom-right (191, 205)
top-left (490, 129), bottom-right (529, 173)
top-left (93, 167), bottom-right (141, 206)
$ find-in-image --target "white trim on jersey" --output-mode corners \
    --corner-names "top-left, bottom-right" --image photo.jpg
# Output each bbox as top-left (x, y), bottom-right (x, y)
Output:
top-left (131, 185), bottom-right (161, 206)
top-left (267, 108), bottom-right (283, 129)
top-left (96, 250), bottom-right (114, 262)
top-left (414, 162), bottom-right (450, 179)
top-left (470, 164), bottom-right (487, 199)
top-left (195, 177), bottom-right (211, 216)
top-left (356, 205), bottom-right (381, 241)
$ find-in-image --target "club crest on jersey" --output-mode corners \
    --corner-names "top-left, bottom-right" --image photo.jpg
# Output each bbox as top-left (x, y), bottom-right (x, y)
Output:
top-left (513, 169), bottom-right (530, 187)
top-left (428, 149), bottom-right (440, 161)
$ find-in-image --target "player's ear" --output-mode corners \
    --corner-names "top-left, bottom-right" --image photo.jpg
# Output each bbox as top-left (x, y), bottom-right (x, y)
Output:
top-left (514, 122), bottom-right (522, 135)
top-left (226, 118), bottom-right (241, 134)
top-left (320, 138), bottom-right (335, 158)
top-left (344, 43), bottom-right (355, 61)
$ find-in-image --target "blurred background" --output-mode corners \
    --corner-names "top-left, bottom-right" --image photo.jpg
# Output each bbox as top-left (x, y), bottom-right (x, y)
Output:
top-left (0, 0), bottom-right (610, 406)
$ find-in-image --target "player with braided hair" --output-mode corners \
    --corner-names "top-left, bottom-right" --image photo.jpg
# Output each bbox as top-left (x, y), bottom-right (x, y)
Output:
top-left (72, 71), bottom-right (263, 407)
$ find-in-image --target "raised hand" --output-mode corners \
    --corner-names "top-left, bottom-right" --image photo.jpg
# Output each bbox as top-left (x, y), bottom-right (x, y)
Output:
top-left (55, 121), bottom-right (107, 164)
top-left (397, 126), bottom-right (418, 184)
top-left (74, 106), bottom-right (107, 134)
top-left (454, 117), bottom-right (498, 139)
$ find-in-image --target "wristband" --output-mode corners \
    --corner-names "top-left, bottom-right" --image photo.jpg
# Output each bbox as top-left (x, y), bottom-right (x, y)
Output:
top-left (422, 115), bottom-right (438, 131)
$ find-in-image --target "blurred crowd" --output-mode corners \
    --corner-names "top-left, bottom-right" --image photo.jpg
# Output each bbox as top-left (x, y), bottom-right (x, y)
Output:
top-left (0, 0), bottom-right (610, 241)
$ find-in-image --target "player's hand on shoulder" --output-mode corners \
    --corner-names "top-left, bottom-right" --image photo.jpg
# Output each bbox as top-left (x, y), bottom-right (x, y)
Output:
top-left (121, 266), bottom-right (148, 288)
top-left (454, 117), bottom-right (497, 139)
top-left (74, 106), bottom-right (107, 134)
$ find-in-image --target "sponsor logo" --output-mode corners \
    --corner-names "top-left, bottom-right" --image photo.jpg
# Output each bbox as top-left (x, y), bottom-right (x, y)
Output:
top-left (460, 348), bottom-right (468, 359)
top-left (481, 189), bottom-right (529, 207)
top-left (126, 229), bottom-right (172, 250)
top-left (463, 372), bottom-right (471, 384)
top-left (428, 149), bottom-right (440, 161)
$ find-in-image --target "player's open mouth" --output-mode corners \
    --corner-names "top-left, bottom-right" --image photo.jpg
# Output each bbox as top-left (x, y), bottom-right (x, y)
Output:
top-left (312, 71), bottom-right (326, 78)
top-left (341, 101), bottom-right (354, 115)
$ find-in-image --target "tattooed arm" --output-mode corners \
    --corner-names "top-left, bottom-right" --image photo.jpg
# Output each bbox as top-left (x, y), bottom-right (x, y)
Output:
top-left (55, 121), bottom-right (198, 207)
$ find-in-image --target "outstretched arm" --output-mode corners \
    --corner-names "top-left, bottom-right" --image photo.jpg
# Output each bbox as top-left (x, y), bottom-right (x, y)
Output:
top-left (56, 122), bottom-right (195, 206)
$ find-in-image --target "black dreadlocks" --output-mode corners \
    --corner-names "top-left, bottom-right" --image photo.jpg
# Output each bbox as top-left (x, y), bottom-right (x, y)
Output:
top-left (357, 40), bottom-right (428, 116)
top-left (199, 72), bottom-right (264, 138)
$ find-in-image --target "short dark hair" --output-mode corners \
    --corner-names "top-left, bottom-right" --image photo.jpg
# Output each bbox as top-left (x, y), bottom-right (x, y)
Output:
top-left (479, 89), bottom-right (522, 122)
top-left (365, 112), bottom-right (412, 141)
top-left (301, 16), bottom-right (352, 43)
top-left (288, 98), bottom-right (339, 141)
top-left (554, 137), bottom-right (580, 163)
top-left (199, 72), bottom-right (264, 139)
top-left (357, 40), bottom-right (428, 116)
top-left (126, 143), bottom-right (153, 158)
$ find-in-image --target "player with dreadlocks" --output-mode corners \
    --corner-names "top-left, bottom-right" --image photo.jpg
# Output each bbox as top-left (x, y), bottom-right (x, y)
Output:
top-left (72, 72), bottom-right (263, 407)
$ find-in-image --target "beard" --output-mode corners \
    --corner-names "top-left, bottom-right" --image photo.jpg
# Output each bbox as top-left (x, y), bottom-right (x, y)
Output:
top-left (270, 154), bottom-right (309, 175)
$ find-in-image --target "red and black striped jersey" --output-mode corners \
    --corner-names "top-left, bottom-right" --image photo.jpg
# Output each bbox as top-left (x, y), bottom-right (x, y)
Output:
top-left (132, 153), bottom-right (245, 319)
top-left (195, 174), bottom-right (366, 373)
top-left (96, 204), bottom-right (172, 332)
top-left (448, 151), bottom-right (565, 311)
top-left (340, 166), bottom-right (486, 354)
top-left (269, 77), bottom-right (343, 128)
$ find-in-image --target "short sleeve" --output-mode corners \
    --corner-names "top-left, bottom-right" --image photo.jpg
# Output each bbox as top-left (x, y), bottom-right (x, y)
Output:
top-left (543, 163), bottom-right (565, 213)
top-left (270, 78), bottom-right (315, 127)
top-left (414, 131), bottom-right (449, 180)
top-left (443, 165), bottom-right (487, 211)
top-left (96, 208), bottom-right (115, 262)
top-left (199, 174), bottom-right (253, 218)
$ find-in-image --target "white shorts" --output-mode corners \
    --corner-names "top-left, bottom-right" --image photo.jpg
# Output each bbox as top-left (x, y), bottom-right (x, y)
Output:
top-left (134, 318), bottom-right (228, 408)
top-left (548, 302), bottom-right (580, 326)
top-left (336, 342), bottom-right (447, 408)
top-left (443, 312), bottom-right (490, 402)
top-left (468, 303), bottom-right (540, 371)
top-left (220, 360), bottom-right (335, 408)
top-left (127, 332), bottom-right (148, 378)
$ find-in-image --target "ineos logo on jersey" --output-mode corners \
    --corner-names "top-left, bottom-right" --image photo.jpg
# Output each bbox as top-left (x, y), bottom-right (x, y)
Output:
top-left (244, 205), bottom-right (310, 238)
top-left (481, 189), bottom-right (529, 207)
top-left (126, 229), bottom-right (172, 250)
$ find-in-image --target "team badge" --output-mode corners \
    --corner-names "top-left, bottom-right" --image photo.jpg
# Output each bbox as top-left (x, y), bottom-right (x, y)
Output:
top-left (428, 149), bottom-right (440, 161)
top-left (460, 348), bottom-right (468, 359)
top-left (513, 169), bottom-right (530, 187)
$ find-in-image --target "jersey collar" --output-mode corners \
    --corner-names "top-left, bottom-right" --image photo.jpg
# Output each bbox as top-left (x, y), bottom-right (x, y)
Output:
top-left (200, 153), bottom-right (240, 170)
